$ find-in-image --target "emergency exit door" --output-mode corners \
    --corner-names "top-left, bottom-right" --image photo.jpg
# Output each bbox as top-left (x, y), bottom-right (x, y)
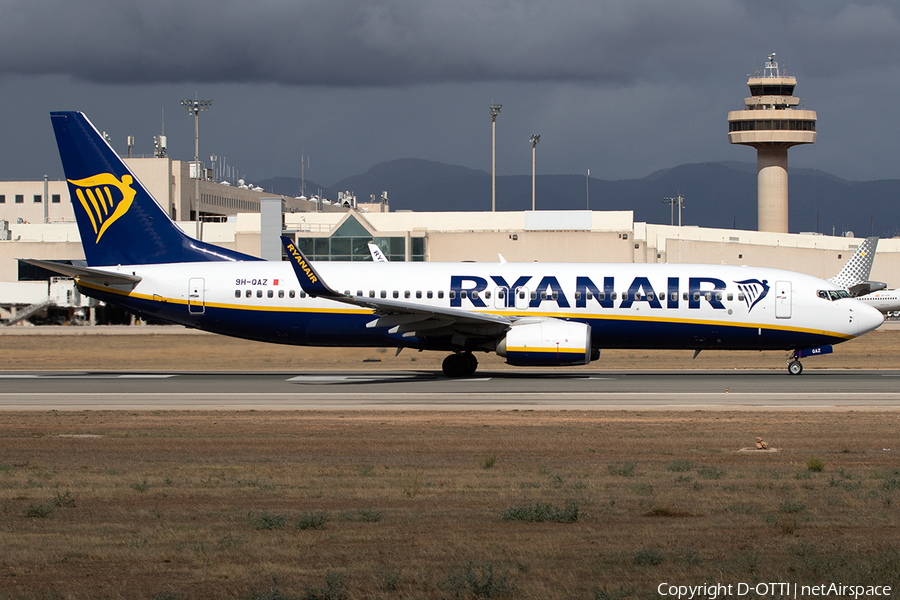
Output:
top-left (188, 278), bottom-right (205, 314)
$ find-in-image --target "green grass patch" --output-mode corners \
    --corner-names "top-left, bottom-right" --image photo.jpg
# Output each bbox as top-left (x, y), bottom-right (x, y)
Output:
top-left (501, 501), bottom-right (579, 523)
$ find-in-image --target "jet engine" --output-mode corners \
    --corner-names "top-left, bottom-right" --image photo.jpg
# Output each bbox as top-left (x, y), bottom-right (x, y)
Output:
top-left (496, 320), bottom-right (592, 366)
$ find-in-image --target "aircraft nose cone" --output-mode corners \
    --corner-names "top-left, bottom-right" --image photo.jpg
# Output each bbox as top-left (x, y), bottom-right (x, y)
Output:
top-left (854, 301), bottom-right (884, 336)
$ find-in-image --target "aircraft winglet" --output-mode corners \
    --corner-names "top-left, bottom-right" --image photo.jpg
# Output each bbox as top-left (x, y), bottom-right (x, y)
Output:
top-left (280, 236), bottom-right (342, 298)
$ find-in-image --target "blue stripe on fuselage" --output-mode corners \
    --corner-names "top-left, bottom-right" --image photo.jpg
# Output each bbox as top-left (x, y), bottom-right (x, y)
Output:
top-left (82, 285), bottom-right (845, 352)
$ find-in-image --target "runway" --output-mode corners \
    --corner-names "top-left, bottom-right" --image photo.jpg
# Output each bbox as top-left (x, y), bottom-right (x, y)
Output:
top-left (2, 369), bottom-right (900, 410)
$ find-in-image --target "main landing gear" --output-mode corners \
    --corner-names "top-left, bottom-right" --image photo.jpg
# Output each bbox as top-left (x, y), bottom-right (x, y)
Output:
top-left (442, 352), bottom-right (478, 377)
top-left (787, 360), bottom-right (803, 376)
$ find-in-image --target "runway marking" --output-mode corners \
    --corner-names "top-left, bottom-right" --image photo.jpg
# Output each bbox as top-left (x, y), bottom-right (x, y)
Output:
top-left (286, 375), bottom-right (491, 383)
top-left (0, 374), bottom-right (177, 379)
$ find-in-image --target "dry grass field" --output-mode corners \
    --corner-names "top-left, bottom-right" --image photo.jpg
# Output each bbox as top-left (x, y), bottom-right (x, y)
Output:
top-left (2, 410), bottom-right (900, 599)
top-left (1, 328), bottom-right (900, 598)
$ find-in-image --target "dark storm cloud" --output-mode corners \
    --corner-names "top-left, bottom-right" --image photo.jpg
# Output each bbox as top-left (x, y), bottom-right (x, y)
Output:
top-left (0, 0), bottom-right (753, 86)
top-left (3, 0), bottom-right (898, 88)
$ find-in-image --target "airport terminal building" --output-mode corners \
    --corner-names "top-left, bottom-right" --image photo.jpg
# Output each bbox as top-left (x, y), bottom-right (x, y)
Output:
top-left (3, 199), bottom-right (900, 325)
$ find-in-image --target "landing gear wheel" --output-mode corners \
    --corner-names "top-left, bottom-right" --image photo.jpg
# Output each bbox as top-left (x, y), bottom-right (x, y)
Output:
top-left (788, 360), bottom-right (803, 376)
top-left (463, 353), bottom-right (478, 376)
top-left (442, 353), bottom-right (469, 378)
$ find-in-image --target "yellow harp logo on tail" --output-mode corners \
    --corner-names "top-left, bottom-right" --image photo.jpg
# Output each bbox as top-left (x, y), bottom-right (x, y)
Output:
top-left (67, 173), bottom-right (137, 244)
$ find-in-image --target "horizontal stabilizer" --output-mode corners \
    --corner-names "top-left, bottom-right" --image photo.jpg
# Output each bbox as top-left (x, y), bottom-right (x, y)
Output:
top-left (18, 258), bottom-right (142, 286)
top-left (848, 281), bottom-right (887, 297)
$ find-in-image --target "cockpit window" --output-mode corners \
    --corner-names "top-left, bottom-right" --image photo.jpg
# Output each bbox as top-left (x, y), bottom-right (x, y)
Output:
top-left (817, 289), bottom-right (851, 301)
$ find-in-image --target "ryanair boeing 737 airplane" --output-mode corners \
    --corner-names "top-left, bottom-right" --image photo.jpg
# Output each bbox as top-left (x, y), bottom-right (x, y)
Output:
top-left (23, 112), bottom-right (884, 377)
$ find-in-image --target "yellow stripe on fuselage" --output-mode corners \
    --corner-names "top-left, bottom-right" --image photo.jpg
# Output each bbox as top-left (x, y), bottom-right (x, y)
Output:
top-left (76, 280), bottom-right (855, 340)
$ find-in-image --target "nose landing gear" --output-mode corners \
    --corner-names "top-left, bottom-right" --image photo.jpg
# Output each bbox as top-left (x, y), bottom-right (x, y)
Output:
top-left (787, 345), bottom-right (833, 375)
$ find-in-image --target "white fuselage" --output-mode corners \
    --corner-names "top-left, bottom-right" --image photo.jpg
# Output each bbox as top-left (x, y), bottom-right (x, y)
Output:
top-left (79, 260), bottom-right (884, 353)
top-left (858, 289), bottom-right (900, 314)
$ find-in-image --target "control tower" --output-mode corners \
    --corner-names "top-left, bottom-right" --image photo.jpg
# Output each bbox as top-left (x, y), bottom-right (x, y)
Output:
top-left (727, 54), bottom-right (816, 233)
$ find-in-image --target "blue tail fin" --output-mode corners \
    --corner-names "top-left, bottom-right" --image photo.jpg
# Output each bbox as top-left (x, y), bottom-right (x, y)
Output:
top-left (51, 111), bottom-right (261, 266)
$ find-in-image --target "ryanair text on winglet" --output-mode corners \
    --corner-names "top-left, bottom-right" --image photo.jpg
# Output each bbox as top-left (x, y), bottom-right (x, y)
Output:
top-left (285, 242), bottom-right (318, 284)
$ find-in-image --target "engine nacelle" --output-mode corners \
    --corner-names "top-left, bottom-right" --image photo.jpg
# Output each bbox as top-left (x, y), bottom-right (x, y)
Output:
top-left (496, 320), bottom-right (592, 366)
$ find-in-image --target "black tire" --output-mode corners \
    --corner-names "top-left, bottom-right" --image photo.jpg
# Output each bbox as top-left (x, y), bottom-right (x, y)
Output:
top-left (788, 360), bottom-right (803, 375)
top-left (442, 354), bottom-right (468, 377)
top-left (463, 353), bottom-right (478, 376)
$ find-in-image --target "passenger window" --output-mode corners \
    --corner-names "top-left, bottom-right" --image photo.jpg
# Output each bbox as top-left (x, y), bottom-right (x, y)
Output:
top-left (449, 291), bottom-right (456, 299)
top-left (427, 291), bottom-right (434, 299)
top-left (622, 292), bottom-right (629, 301)
top-left (300, 291), bottom-right (307, 298)
top-left (381, 290), bottom-right (387, 298)
top-left (551, 291), bottom-right (558, 300)
top-left (497, 290), bottom-right (505, 299)
top-left (392, 290), bottom-right (399, 299)
top-left (715, 292), bottom-right (722, 301)
top-left (357, 290), bottom-right (363, 297)
top-left (727, 293), bottom-right (733, 301)
top-left (245, 290), bottom-right (252, 298)
top-left (693, 292), bottom-right (701, 302)
top-left (278, 290), bottom-right (284, 298)
top-left (256, 290), bottom-right (263, 298)
top-left (704, 292), bottom-right (712, 301)
top-left (519, 291), bottom-right (526, 299)
top-left (438, 291), bottom-right (444, 299)
top-left (738, 293), bottom-right (745, 301)
top-left (683, 292), bottom-right (689, 301)
top-left (369, 290), bottom-right (375, 298)
top-left (289, 290), bottom-right (296, 298)
top-left (647, 293), bottom-right (654, 301)
top-left (267, 290), bottom-right (274, 298)
top-left (416, 291), bottom-right (422, 299)
top-left (540, 292), bottom-right (547, 300)
top-left (485, 291), bottom-right (491, 299)
top-left (574, 292), bottom-right (582, 300)
top-left (530, 291), bottom-right (537, 300)
top-left (460, 291), bottom-right (467, 299)
top-left (472, 291), bottom-right (479, 300)
top-left (611, 292), bottom-right (617, 300)
top-left (234, 290), bottom-right (240, 298)
top-left (670, 292), bottom-right (677, 302)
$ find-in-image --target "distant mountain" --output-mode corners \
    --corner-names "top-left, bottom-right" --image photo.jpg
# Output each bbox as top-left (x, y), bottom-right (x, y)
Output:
top-left (262, 160), bottom-right (900, 238)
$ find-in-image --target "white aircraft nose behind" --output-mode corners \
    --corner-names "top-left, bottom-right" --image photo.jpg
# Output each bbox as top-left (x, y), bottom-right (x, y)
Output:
top-left (853, 300), bottom-right (884, 336)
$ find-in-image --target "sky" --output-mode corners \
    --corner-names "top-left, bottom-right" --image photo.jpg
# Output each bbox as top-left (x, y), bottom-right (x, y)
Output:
top-left (1, 0), bottom-right (899, 189)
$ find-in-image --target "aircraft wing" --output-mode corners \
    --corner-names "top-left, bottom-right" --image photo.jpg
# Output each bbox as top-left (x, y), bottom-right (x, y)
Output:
top-left (18, 258), bottom-right (142, 286)
top-left (280, 237), bottom-right (511, 338)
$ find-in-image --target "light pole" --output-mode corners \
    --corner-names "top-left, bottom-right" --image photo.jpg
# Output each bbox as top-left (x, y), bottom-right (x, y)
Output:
top-left (530, 134), bottom-right (540, 211)
top-left (490, 103), bottom-right (501, 211)
top-left (181, 98), bottom-right (212, 237)
top-left (663, 194), bottom-right (685, 226)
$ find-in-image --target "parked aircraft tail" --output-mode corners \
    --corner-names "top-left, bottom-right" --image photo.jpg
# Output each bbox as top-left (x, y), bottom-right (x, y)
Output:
top-left (828, 236), bottom-right (885, 296)
top-left (50, 111), bottom-right (260, 267)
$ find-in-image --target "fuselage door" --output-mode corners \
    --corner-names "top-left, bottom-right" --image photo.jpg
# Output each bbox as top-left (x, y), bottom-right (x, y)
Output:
top-left (188, 277), bottom-right (205, 314)
top-left (494, 286), bottom-right (509, 309)
top-left (775, 280), bottom-right (791, 319)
